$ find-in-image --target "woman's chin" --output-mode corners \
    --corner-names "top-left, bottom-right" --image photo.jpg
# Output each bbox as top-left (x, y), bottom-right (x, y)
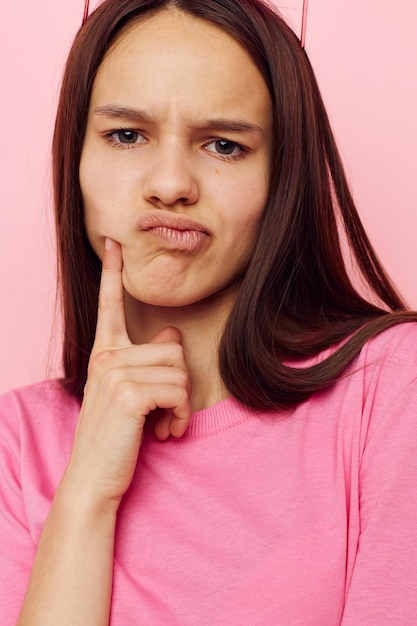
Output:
top-left (121, 264), bottom-right (240, 311)
top-left (123, 283), bottom-right (203, 310)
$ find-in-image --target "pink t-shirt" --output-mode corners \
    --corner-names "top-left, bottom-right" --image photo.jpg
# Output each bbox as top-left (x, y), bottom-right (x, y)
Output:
top-left (1, 324), bottom-right (417, 624)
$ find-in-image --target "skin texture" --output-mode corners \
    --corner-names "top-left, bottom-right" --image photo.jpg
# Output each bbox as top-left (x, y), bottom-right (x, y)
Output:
top-left (17, 9), bottom-right (273, 625)
top-left (80, 8), bottom-right (272, 323)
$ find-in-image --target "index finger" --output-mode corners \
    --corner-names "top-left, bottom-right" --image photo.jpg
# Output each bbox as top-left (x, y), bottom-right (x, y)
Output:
top-left (94, 237), bottom-right (131, 348)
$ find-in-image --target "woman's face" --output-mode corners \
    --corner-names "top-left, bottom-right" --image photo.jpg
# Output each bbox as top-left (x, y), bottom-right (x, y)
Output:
top-left (80, 8), bottom-right (272, 308)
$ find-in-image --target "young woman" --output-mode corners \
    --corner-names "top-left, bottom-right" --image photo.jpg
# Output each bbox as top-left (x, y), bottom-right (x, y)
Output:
top-left (1, 0), bottom-right (417, 623)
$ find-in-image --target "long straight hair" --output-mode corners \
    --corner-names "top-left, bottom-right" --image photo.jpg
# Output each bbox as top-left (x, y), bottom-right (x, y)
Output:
top-left (53, 0), bottom-right (416, 406)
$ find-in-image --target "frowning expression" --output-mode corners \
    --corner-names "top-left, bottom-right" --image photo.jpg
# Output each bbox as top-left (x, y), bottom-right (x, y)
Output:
top-left (80, 8), bottom-right (272, 308)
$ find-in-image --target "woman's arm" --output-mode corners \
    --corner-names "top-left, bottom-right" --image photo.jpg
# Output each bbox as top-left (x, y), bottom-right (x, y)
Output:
top-left (16, 239), bottom-right (192, 625)
top-left (17, 482), bottom-right (117, 626)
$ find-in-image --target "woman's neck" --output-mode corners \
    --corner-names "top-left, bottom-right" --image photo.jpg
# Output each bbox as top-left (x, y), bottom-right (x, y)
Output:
top-left (124, 290), bottom-right (235, 411)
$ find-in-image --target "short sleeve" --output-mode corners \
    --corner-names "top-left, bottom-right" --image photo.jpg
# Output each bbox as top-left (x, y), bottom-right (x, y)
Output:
top-left (342, 324), bottom-right (417, 624)
top-left (0, 391), bottom-right (37, 624)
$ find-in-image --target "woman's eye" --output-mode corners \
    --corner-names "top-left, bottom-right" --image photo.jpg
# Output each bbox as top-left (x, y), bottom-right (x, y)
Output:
top-left (109, 130), bottom-right (145, 145)
top-left (205, 139), bottom-right (245, 158)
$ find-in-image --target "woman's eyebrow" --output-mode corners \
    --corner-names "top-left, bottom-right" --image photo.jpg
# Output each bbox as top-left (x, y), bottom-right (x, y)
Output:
top-left (93, 105), bottom-right (153, 122)
top-left (92, 105), bottom-right (264, 134)
top-left (203, 119), bottom-right (264, 134)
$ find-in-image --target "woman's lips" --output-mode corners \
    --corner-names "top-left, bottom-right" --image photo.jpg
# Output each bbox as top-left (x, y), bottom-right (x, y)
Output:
top-left (137, 211), bottom-right (209, 252)
top-left (144, 226), bottom-right (207, 251)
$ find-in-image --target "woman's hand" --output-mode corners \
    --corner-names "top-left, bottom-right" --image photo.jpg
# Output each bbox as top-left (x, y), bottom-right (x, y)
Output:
top-left (65, 237), bottom-right (192, 509)
top-left (16, 239), bottom-right (188, 624)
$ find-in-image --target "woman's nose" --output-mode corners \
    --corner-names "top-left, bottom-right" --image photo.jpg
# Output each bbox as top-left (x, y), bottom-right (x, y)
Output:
top-left (142, 141), bottom-right (199, 208)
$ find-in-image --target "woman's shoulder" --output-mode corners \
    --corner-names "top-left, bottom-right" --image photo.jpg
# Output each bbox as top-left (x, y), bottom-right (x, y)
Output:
top-left (340, 321), bottom-right (417, 428)
top-left (294, 319), bottom-right (417, 380)
top-left (0, 379), bottom-right (80, 439)
top-left (0, 378), bottom-right (79, 410)
top-left (302, 321), bottom-right (417, 421)
top-left (355, 319), bottom-right (417, 379)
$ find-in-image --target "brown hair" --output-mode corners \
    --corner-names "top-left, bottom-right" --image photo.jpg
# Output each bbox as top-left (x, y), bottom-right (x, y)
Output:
top-left (53, 0), bottom-right (416, 406)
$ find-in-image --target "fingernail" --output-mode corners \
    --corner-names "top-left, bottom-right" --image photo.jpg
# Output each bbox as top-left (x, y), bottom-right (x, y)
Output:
top-left (105, 237), bottom-right (114, 250)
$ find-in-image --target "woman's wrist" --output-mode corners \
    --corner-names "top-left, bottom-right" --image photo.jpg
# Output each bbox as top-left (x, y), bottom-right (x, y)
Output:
top-left (57, 463), bottom-right (123, 520)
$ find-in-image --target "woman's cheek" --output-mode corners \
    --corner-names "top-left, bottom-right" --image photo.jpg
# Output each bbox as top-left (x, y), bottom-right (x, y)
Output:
top-left (83, 205), bottom-right (117, 260)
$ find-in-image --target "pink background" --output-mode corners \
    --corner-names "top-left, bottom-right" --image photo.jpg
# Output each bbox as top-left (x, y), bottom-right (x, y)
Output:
top-left (1, 0), bottom-right (416, 394)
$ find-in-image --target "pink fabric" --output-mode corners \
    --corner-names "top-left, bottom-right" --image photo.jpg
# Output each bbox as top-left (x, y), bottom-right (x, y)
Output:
top-left (1, 324), bottom-right (417, 624)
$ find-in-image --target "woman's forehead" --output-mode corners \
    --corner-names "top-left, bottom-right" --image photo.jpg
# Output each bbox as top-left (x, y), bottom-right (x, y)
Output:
top-left (91, 9), bottom-right (272, 126)
top-left (100, 8), bottom-right (256, 78)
